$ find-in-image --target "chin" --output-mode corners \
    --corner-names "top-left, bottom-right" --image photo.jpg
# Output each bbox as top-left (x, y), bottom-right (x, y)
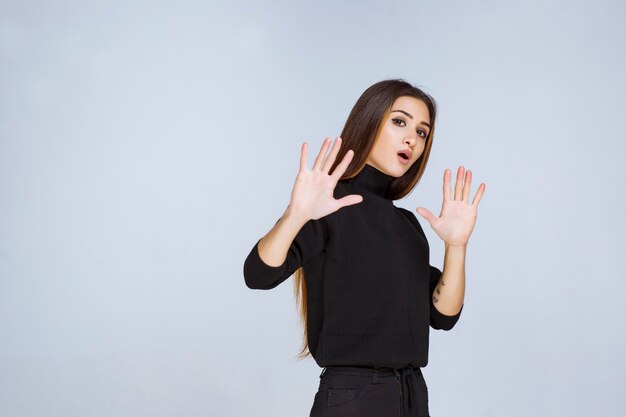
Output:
top-left (389, 163), bottom-right (410, 177)
top-left (368, 159), bottom-right (407, 177)
top-left (385, 166), bottom-right (406, 178)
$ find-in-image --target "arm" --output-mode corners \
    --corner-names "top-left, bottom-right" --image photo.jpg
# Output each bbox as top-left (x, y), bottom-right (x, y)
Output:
top-left (429, 264), bottom-right (463, 330)
top-left (243, 206), bottom-right (328, 290)
top-left (243, 137), bottom-right (362, 290)
top-left (257, 205), bottom-right (310, 267)
top-left (397, 207), bottom-right (463, 330)
top-left (432, 243), bottom-right (465, 316)
top-left (417, 166), bottom-right (486, 329)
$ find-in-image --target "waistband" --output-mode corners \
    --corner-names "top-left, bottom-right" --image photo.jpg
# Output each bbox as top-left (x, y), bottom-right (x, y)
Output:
top-left (320, 365), bottom-right (404, 377)
top-left (319, 365), bottom-right (423, 417)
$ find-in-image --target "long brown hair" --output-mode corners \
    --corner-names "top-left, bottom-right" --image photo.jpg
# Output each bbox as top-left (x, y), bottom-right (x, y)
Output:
top-left (293, 79), bottom-right (438, 360)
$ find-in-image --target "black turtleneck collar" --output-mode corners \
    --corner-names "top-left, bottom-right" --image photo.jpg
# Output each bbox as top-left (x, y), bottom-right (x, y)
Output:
top-left (346, 163), bottom-right (394, 198)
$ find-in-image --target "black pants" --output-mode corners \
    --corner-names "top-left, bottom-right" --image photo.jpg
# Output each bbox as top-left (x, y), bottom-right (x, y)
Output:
top-left (309, 365), bottom-right (430, 417)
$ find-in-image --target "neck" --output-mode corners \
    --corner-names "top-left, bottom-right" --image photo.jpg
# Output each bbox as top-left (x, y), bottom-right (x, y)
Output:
top-left (348, 163), bottom-right (394, 198)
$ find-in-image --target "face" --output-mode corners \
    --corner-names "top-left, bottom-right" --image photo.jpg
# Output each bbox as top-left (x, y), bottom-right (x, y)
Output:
top-left (365, 96), bottom-right (431, 177)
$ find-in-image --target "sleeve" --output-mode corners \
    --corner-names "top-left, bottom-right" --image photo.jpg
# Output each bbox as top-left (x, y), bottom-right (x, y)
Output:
top-left (243, 216), bottom-right (329, 290)
top-left (429, 265), bottom-right (463, 330)
top-left (397, 208), bottom-right (463, 330)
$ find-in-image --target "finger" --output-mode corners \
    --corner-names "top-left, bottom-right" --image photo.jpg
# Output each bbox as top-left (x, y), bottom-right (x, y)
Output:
top-left (472, 183), bottom-right (486, 208)
top-left (416, 207), bottom-right (436, 226)
top-left (322, 137), bottom-right (342, 173)
top-left (337, 194), bottom-right (363, 208)
top-left (300, 142), bottom-right (307, 172)
top-left (330, 146), bottom-right (354, 181)
top-left (443, 169), bottom-right (451, 201)
top-left (312, 137), bottom-right (331, 171)
top-left (454, 166), bottom-right (464, 200)
top-left (462, 170), bottom-right (471, 202)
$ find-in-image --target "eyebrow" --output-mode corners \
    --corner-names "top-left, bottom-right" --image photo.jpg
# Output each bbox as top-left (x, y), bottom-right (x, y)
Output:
top-left (390, 109), bottom-right (431, 128)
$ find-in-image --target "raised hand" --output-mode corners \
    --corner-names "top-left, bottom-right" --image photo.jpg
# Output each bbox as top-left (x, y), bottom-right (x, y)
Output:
top-left (288, 137), bottom-right (363, 222)
top-left (415, 166), bottom-right (486, 247)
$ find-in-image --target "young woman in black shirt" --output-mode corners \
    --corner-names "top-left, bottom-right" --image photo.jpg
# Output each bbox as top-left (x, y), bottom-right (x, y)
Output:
top-left (244, 79), bottom-right (485, 417)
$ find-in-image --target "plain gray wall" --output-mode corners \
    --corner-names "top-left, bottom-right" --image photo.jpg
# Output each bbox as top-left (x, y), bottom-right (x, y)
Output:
top-left (1, 0), bottom-right (625, 416)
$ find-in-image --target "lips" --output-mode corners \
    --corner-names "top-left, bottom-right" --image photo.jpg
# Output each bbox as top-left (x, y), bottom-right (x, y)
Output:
top-left (397, 149), bottom-right (412, 161)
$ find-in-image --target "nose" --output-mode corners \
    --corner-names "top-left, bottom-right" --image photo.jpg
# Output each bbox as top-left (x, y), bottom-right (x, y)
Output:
top-left (404, 136), bottom-right (416, 148)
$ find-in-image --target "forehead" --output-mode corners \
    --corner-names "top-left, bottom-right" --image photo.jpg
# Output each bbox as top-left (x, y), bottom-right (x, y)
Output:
top-left (390, 96), bottom-right (430, 120)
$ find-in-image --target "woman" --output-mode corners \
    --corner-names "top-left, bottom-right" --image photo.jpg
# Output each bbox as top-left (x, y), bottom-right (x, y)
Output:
top-left (243, 79), bottom-right (485, 417)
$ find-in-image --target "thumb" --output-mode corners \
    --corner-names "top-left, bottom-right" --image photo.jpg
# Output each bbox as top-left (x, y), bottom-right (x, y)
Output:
top-left (337, 194), bottom-right (363, 208)
top-left (416, 207), bottom-right (436, 226)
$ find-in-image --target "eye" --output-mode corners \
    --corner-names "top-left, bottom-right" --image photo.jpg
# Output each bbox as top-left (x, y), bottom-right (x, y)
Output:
top-left (392, 118), bottom-right (406, 127)
top-left (417, 129), bottom-right (428, 138)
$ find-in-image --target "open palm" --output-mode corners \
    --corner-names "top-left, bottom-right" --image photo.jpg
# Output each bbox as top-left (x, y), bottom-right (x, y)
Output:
top-left (416, 166), bottom-right (486, 246)
top-left (288, 137), bottom-right (363, 222)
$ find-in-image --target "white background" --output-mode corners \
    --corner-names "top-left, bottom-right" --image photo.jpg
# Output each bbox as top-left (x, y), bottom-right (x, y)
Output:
top-left (1, 0), bottom-right (625, 416)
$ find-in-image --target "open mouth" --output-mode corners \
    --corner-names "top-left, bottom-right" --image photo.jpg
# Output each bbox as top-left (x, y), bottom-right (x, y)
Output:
top-left (397, 152), bottom-right (410, 165)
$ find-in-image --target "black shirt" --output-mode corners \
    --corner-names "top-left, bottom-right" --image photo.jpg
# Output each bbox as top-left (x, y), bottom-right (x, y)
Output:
top-left (243, 163), bottom-right (463, 369)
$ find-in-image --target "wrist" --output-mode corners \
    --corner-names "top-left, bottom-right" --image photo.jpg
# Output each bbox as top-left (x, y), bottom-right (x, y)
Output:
top-left (445, 241), bottom-right (468, 251)
top-left (283, 204), bottom-right (310, 226)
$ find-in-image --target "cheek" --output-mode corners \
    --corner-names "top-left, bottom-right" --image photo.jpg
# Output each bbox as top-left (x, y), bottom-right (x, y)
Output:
top-left (370, 135), bottom-right (388, 155)
top-left (414, 142), bottom-right (427, 159)
top-left (377, 129), bottom-right (396, 149)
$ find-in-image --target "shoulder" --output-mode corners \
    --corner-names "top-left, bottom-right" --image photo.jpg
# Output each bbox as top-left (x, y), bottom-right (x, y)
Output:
top-left (396, 206), bottom-right (415, 221)
top-left (395, 206), bottom-right (427, 237)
